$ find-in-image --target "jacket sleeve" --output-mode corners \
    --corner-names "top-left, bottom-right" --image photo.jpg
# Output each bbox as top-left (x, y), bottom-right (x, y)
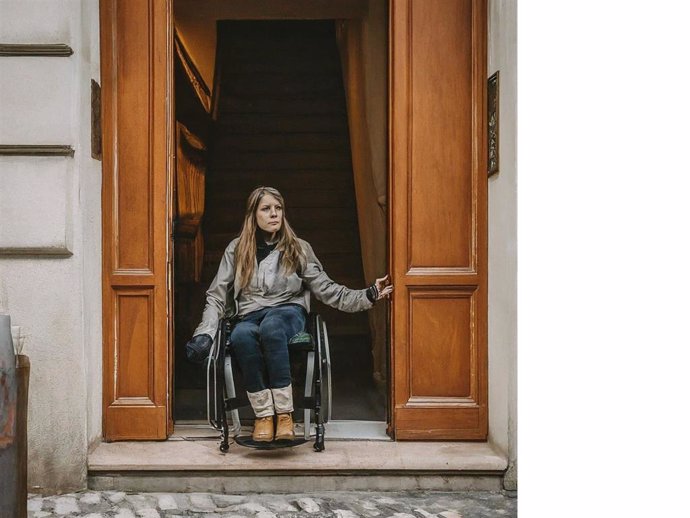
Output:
top-left (300, 240), bottom-right (374, 313)
top-left (193, 240), bottom-right (237, 338)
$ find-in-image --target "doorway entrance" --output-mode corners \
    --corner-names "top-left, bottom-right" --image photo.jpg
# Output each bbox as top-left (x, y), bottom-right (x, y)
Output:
top-left (172, 13), bottom-right (390, 432)
top-left (100, 0), bottom-right (488, 443)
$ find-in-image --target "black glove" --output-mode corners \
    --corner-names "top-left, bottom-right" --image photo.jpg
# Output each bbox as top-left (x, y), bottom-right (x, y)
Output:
top-left (185, 334), bottom-right (213, 364)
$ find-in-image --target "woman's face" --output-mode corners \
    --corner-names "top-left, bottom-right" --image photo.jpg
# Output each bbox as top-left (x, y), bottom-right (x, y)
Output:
top-left (255, 193), bottom-right (283, 234)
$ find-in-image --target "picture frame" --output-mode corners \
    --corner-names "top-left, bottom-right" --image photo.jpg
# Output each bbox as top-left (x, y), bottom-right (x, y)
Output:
top-left (488, 71), bottom-right (500, 176)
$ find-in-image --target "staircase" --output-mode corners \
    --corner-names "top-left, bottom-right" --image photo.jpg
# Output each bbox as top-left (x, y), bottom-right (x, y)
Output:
top-left (203, 20), bottom-right (369, 337)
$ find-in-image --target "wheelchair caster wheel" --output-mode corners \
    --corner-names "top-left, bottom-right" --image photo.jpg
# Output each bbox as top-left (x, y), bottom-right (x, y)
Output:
top-left (220, 442), bottom-right (230, 453)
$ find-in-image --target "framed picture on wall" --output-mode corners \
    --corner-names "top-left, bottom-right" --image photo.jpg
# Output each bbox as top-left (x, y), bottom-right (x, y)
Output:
top-left (488, 71), bottom-right (499, 176)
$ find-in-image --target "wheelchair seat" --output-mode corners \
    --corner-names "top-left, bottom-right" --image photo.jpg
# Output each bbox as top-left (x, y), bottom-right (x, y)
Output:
top-left (206, 312), bottom-right (331, 453)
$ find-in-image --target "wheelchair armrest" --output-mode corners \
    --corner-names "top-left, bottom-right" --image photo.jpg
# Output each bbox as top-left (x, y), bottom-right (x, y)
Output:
top-left (288, 312), bottom-right (320, 352)
top-left (288, 331), bottom-right (315, 352)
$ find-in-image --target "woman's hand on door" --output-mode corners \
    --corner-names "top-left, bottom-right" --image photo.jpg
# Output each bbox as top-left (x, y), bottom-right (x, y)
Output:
top-left (374, 274), bottom-right (394, 301)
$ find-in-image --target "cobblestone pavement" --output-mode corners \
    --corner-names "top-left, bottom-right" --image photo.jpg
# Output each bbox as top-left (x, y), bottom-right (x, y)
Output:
top-left (28, 490), bottom-right (517, 517)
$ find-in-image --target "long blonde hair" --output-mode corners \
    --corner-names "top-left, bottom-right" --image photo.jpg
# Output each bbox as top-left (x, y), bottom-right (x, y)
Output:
top-left (235, 186), bottom-right (305, 290)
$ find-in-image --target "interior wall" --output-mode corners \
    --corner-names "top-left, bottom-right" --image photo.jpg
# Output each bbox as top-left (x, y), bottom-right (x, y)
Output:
top-left (487, 0), bottom-right (518, 489)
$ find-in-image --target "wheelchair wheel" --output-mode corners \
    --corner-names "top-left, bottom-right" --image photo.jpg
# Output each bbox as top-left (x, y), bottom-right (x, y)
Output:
top-left (319, 318), bottom-right (332, 424)
top-left (311, 315), bottom-right (331, 452)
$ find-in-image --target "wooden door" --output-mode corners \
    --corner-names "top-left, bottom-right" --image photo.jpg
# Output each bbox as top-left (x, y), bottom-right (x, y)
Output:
top-left (100, 0), bottom-right (173, 440)
top-left (389, 0), bottom-right (488, 439)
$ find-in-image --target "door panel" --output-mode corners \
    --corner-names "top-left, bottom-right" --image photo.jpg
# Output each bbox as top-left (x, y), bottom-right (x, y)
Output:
top-left (409, 289), bottom-right (472, 398)
top-left (101, 0), bottom-right (172, 440)
top-left (390, 0), bottom-right (487, 440)
top-left (408, 0), bottom-right (473, 269)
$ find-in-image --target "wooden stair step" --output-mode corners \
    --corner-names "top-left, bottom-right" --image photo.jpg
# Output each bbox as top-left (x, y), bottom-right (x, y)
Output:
top-left (220, 78), bottom-right (343, 98)
top-left (205, 171), bottom-right (354, 190)
top-left (221, 41), bottom-right (336, 60)
top-left (204, 207), bottom-right (357, 225)
top-left (216, 114), bottom-right (348, 134)
top-left (219, 97), bottom-right (345, 116)
top-left (222, 58), bottom-right (341, 75)
top-left (206, 190), bottom-right (357, 208)
top-left (213, 133), bottom-right (349, 152)
top-left (208, 151), bottom-right (351, 170)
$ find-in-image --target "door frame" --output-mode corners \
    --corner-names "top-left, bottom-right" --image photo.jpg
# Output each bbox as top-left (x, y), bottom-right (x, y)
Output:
top-left (101, 0), bottom-right (488, 442)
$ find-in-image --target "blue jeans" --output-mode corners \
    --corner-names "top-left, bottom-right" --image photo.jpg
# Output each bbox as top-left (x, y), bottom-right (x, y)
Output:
top-left (229, 304), bottom-right (307, 393)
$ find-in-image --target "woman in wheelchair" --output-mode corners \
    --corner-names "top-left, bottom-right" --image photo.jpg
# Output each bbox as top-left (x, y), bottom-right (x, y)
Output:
top-left (186, 186), bottom-right (393, 443)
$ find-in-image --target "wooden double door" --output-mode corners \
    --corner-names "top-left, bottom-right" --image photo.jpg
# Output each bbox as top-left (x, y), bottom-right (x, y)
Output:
top-left (100, 0), bottom-right (488, 441)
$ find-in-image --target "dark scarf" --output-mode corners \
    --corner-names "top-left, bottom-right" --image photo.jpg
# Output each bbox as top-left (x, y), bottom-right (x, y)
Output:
top-left (256, 234), bottom-right (278, 264)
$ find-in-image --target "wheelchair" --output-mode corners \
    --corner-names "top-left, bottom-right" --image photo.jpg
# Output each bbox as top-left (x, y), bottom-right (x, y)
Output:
top-left (206, 311), bottom-right (332, 453)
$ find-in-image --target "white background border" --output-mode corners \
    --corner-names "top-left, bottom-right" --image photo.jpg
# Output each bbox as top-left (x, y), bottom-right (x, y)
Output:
top-left (519, 1), bottom-right (690, 515)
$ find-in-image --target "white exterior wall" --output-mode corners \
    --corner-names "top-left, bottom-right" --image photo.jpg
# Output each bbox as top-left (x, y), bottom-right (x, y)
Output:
top-left (487, 0), bottom-right (517, 489)
top-left (0, 0), bottom-right (102, 492)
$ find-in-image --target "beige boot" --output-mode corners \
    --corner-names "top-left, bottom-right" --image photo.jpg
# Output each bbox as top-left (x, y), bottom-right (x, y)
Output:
top-left (271, 385), bottom-right (295, 441)
top-left (247, 389), bottom-right (275, 442)
top-left (275, 413), bottom-right (295, 441)
top-left (252, 415), bottom-right (275, 442)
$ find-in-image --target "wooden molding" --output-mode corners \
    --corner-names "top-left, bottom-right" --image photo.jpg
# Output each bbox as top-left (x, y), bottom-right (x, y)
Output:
top-left (405, 396), bottom-right (480, 407)
top-left (406, 267), bottom-right (478, 277)
top-left (0, 145), bottom-right (74, 157)
top-left (174, 32), bottom-right (211, 112)
top-left (0, 247), bottom-right (72, 257)
top-left (0, 43), bottom-right (73, 57)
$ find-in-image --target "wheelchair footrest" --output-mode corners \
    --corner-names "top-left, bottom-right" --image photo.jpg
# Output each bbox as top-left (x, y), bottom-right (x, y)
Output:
top-left (234, 436), bottom-right (308, 449)
top-left (224, 397), bottom-right (244, 411)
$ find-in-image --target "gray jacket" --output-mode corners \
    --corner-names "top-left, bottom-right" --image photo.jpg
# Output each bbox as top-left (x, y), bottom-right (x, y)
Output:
top-left (193, 238), bottom-right (373, 338)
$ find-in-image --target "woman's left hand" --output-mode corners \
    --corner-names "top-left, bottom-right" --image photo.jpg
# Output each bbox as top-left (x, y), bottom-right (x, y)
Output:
top-left (374, 274), bottom-right (394, 301)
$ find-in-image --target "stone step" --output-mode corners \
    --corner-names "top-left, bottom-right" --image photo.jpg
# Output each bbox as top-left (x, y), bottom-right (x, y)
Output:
top-left (88, 434), bottom-right (508, 493)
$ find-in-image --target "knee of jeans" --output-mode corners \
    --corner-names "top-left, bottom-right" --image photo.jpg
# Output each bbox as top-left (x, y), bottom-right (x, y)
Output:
top-left (230, 326), bottom-right (257, 350)
top-left (259, 318), bottom-right (288, 344)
